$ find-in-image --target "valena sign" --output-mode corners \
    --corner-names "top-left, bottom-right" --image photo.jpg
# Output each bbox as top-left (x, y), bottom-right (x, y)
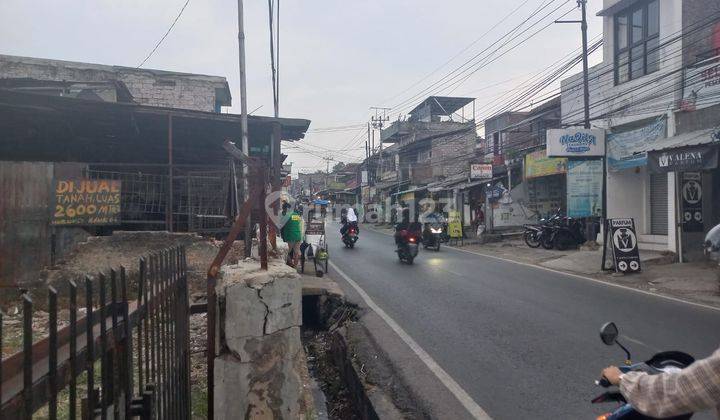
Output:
top-left (546, 128), bottom-right (606, 157)
top-left (470, 163), bottom-right (493, 180)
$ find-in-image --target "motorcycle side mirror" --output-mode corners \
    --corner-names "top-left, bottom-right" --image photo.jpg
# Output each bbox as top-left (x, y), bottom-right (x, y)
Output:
top-left (599, 322), bottom-right (632, 364)
top-left (599, 322), bottom-right (619, 346)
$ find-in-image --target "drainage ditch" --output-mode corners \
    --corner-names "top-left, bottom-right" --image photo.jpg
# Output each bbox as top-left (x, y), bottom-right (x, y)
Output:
top-left (301, 293), bottom-right (369, 420)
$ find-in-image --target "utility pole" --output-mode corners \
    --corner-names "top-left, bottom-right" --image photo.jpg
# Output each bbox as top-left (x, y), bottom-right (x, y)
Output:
top-left (370, 106), bottom-right (391, 178)
top-left (556, 1), bottom-right (608, 269)
top-left (238, 0), bottom-right (252, 258)
top-left (323, 156), bottom-right (333, 190)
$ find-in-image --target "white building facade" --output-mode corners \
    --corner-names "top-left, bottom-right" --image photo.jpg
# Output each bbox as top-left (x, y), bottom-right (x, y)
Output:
top-left (560, 0), bottom-right (720, 259)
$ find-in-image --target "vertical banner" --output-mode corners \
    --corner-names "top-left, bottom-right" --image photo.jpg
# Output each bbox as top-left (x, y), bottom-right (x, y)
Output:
top-left (566, 160), bottom-right (603, 218)
top-left (681, 172), bottom-right (703, 232)
top-left (609, 218), bottom-right (641, 274)
top-left (448, 211), bottom-right (463, 238)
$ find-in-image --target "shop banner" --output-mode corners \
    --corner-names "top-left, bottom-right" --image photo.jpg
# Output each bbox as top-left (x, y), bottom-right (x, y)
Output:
top-left (647, 144), bottom-right (719, 173)
top-left (607, 118), bottom-right (666, 171)
top-left (546, 128), bottom-right (606, 157)
top-left (524, 149), bottom-right (567, 179)
top-left (566, 160), bottom-right (603, 218)
top-left (609, 218), bottom-right (641, 274)
top-left (470, 163), bottom-right (493, 180)
top-left (681, 172), bottom-right (703, 232)
top-left (52, 179), bottom-right (121, 225)
top-left (681, 61), bottom-right (720, 111)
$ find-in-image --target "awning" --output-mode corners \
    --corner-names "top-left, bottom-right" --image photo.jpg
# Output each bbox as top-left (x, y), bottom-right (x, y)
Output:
top-left (391, 185), bottom-right (427, 196)
top-left (645, 128), bottom-right (720, 153)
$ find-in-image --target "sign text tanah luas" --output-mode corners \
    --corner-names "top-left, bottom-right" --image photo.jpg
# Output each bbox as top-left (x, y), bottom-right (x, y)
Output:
top-left (52, 179), bottom-right (121, 225)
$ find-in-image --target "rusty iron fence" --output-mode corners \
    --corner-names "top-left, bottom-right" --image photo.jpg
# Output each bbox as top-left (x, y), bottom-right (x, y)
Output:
top-left (83, 166), bottom-right (232, 234)
top-left (0, 246), bottom-right (190, 420)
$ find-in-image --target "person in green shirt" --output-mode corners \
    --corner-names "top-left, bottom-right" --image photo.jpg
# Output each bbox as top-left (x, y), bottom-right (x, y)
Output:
top-left (280, 202), bottom-right (304, 267)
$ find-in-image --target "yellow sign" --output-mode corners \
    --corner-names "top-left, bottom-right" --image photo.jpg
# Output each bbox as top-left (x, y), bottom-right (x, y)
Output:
top-left (52, 179), bottom-right (121, 225)
top-left (448, 211), bottom-right (462, 238)
top-left (524, 149), bottom-right (568, 179)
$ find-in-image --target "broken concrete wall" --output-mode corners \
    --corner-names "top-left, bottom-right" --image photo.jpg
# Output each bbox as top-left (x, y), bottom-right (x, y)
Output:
top-left (214, 259), bottom-right (303, 419)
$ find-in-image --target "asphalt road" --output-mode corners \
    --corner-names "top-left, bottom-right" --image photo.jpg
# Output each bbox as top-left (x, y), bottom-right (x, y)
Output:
top-left (328, 223), bottom-right (720, 419)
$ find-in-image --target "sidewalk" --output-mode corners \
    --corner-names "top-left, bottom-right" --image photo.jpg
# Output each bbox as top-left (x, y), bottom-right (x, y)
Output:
top-left (362, 223), bottom-right (720, 308)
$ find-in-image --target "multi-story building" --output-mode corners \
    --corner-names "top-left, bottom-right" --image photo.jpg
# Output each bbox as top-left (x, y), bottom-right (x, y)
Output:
top-left (560, 0), bottom-right (720, 259)
top-left (480, 97), bottom-right (563, 230)
top-left (380, 96), bottom-right (477, 219)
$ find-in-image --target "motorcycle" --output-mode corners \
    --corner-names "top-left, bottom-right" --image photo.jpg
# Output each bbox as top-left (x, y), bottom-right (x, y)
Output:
top-left (523, 209), bottom-right (563, 249)
top-left (396, 228), bottom-right (420, 264)
top-left (341, 223), bottom-right (359, 248)
top-left (548, 216), bottom-right (586, 250)
top-left (593, 321), bottom-right (695, 420)
top-left (422, 222), bottom-right (442, 251)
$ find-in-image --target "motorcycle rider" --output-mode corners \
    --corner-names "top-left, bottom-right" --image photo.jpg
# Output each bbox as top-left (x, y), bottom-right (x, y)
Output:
top-left (394, 205), bottom-right (420, 244)
top-left (340, 206), bottom-right (359, 236)
top-left (600, 346), bottom-right (720, 418)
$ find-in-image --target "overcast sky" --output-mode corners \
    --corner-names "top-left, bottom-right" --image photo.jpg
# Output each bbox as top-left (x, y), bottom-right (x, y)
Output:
top-left (0, 0), bottom-right (604, 174)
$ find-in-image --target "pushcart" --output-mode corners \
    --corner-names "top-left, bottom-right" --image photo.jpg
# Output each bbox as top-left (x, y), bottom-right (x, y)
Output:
top-left (300, 219), bottom-right (329, 276)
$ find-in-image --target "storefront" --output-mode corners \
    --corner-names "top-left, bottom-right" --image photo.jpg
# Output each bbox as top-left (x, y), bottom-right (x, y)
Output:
top-left (606, 117), bottom-right (669, 250)
top-left (647, 133), bottom-right (720, 261)
top-left (524, 148), bottom-right (568, 219)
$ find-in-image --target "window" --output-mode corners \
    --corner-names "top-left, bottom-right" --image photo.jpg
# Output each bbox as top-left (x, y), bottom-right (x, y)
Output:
top-left (614, 0), bottom-right (659, 84)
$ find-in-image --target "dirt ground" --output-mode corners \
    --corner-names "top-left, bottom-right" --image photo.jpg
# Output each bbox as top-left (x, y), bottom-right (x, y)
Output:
top-left (36, 231), bottom-right (244, 298)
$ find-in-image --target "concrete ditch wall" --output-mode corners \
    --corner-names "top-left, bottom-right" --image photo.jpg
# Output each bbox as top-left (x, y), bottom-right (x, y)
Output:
top-left (213, 258), bottom-right (303, 419)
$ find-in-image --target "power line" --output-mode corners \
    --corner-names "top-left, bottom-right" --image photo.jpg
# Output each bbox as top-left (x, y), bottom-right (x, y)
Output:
top-left (377, 0), bottom-right (536, 106)
top-left (137, 0), bottom-right (192, 68)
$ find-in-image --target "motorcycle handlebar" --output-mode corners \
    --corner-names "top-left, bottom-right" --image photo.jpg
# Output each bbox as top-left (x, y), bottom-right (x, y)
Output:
top-left (596, 377), bottom-right (612, 388)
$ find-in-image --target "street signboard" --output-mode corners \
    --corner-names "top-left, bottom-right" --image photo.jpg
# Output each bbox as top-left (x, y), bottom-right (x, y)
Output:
top-left (681, 172), bottom-right (703, 232)
top-left (524, 149), bottom-right (567, 179)
top-left (305, 219), bottom-right (325, 236)
top-left (567, 160), bottom-right (603, 218)
top-left (546, 128), bottom-right (606, 157)
top-left (361, 170), bottom-right (368, 185)
top-left (609, 218), bottom-right (641, 274)
top-left (470, 164), bottom-right (493, 180)
top-left (447, 211), bottom-right (463, 238)
top-left (52, 179), bottom-right (121, 225)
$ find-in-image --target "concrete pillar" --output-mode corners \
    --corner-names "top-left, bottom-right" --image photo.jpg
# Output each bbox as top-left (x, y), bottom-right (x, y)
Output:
top-left (213, 259), bottom-right (303, 419)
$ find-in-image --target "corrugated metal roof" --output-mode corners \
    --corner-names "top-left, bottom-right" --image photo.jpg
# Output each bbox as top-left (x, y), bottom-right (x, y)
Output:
top-left (645, 128), bottom-right (720, 152)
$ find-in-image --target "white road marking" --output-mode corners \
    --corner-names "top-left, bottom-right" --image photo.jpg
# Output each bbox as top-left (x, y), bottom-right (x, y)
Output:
top-left (621, 335), bottom-right (659, 352)
top-left (328, 260), bottom-right (492, 420)
top-left (363, 226), bottom-right (720, 313)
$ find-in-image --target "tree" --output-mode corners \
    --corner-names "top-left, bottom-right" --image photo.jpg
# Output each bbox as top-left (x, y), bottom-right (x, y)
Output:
top-left (332, 162), bottom-right (346, 173)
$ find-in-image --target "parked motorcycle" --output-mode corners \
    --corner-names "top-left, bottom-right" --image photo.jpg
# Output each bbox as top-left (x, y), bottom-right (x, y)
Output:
top-left (593, 321), bottom-right (695, 420)
top-left (341, 222), bottom-right (359, 248)
top-left (422, 222), bottom-right (442, 251)
top-left (523, 209), bottom-right (563, 249)
top-left (396, 228), bottom-right (420, 264)
top-left (549, 216), bottom-right (586, 250)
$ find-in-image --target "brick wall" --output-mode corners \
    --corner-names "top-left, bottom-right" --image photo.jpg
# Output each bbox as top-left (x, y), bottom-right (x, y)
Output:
top-left (683, 1), bottom-right (720, 66)
top-left (430, 128), bottom-right (476, 179)
top-left (0, 54), bottom-right (231, 112)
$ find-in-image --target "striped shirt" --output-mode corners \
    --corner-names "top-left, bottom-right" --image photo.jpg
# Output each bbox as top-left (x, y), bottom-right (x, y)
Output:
top-left (620, 347), bottom-right (720, 418)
